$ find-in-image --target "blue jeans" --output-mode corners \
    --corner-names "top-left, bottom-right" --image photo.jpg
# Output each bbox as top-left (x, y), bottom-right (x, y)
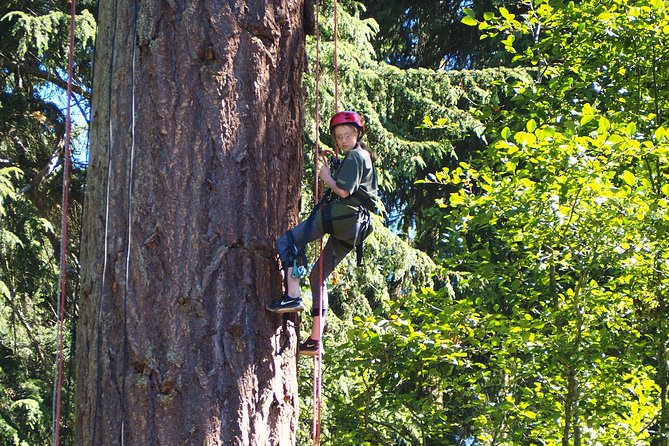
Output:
top-left (275, 212), bottom-right (354, 315)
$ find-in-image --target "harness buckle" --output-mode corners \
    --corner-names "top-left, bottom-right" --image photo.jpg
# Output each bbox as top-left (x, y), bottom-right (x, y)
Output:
top-left (291, 259), bottom-right (307, 278)
top-left (290, 243), bottom-right (308, 278)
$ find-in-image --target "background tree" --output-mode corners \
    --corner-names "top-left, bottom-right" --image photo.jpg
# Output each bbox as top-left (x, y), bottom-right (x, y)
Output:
top-left (360, 0), bottom-right (525, 69)
top-left (1, 0), bottom-right (94, 443)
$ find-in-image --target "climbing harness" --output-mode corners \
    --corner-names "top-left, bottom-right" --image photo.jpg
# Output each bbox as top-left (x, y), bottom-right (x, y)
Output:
top-left (322, 198), bottom-right (373, 266)
top-left (284, 190), bottom-right (332, 279)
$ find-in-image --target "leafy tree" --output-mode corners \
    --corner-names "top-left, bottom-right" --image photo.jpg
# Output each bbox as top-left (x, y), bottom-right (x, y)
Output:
top-left (325, 0), bottom-right (669, 444)
top-left (465, 0), bottom-right (668, 133)
top-left (461, 0), bottom-right (669, 442)
top-left (331, 107), bottom-right (668, 446)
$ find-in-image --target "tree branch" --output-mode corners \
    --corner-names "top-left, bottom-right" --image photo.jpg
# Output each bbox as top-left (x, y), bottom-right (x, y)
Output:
top-left (3, 60), bottom-right (90, 100)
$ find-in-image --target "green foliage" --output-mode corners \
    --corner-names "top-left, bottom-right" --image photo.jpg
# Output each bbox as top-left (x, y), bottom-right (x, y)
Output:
top-left (331, 114), bottom-right (668, 443)
top-left (4, 9), bottom-right (95, 64)
top-left (1, 1), bottom-right (97, 92)
top-left (430, 115), bottom-right (668, 443)
top-left (310, 0), bottom-right (669, 444)
top-left (0, 171), bottom-right (62, 446)
top-left (303, 1), bottom-right (533, 254)
top-left (464, 0), bottom-right (669, 134)
top-left (360, 0), bottom-right (522, 69)
top-left (0, 1), bottom-right (94, 444)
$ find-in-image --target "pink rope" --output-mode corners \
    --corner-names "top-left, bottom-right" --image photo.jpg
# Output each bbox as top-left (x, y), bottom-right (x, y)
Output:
top-left (54, 1), bottom-right (76, 444)
top-left (311, 0), bottom-right (323, 443)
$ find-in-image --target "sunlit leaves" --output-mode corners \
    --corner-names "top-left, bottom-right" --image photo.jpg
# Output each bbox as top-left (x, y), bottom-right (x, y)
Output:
top-left (426, 110), bottom-right (669, 441)
top-left (331, 0), bottom-right (669, 443)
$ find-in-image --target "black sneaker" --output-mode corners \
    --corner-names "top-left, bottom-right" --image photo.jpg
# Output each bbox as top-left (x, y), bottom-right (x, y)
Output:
top-left (299, 338), bottom-right (323, 356)
top-left (266, 295), bottom-right (304, 313)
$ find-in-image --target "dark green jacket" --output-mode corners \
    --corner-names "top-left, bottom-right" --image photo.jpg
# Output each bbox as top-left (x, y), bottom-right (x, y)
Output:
top-left (333, 145), bottom-right (378, 210)
top-left (318, 145), bottom-right (378, 242)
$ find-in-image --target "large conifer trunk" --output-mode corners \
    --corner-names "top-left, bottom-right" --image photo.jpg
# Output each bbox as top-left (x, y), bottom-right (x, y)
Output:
top-left (75, 1), bottom-right (307, 444)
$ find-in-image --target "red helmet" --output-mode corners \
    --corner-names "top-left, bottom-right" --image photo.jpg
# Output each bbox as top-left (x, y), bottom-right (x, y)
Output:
top-left (329, 111), bottom-right (365, 135)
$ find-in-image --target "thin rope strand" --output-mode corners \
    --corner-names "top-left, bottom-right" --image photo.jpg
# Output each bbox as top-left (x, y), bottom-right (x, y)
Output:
top-left (120, 3), bottom-right (138, 444)
top-left (333, 0), bottom-right (338, 115)
top-left (312, 0), bottom-right (320, 443)
top-left (92, 0), bottom-right (121, 441)
top-left (53, 1), bottom-right (77, 445)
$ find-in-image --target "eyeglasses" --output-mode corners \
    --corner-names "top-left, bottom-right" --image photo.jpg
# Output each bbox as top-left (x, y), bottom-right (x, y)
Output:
top-left (335, 132), bottom-right (357, 142)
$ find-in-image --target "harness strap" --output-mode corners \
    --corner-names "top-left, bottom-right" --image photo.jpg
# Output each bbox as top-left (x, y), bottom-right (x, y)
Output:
top-left (354, 207), bottom-right (371, 266)
top-left (287, 231), bottom-right (309, 278)
top-left (346, 191), bottom-right (374, 209)
top-left (323, 205), bottom-right (371, 267)
top-left (322, 204), bottom-right (334, 234)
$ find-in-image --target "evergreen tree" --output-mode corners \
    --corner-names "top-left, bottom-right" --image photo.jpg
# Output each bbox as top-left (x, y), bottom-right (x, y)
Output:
top-left (0, 1), bottom-right (94, 443)
top-left (360, 0), bottom-right (525, 69)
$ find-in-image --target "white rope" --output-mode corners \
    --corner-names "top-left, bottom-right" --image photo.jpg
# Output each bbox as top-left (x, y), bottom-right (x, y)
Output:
top-left (92, 0), bottom-right (120, 442)
top-left (119, 7), bottom-right (138, 443)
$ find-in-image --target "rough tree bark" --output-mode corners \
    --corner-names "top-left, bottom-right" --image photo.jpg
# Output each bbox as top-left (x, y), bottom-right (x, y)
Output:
top-left (75, 1), bottom-right (308, 444)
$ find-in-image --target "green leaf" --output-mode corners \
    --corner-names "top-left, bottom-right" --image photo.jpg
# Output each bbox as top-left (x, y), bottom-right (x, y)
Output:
top-left (514, 131), bottom-right (537, 147)
top-left (501, 126), bottom-right (511, 140)
top-left (622, 171), bottom-right (636, 186)
top-left (654, 126), bottom-right (666, 140)
top-left (462, 16), bottom-right (478, 26)
top-left (626, 122), bottom-right (637, 136)
top-left (501, 34), bottom-right (516, 47)
top-left (462, 8), bottom-right (478, 26)
top-left (580, 103), bottom-right (595, 126)
top-left (499, 7), bottom-right (515, 20)
top-left (598, 116), bottom-right (611, 132)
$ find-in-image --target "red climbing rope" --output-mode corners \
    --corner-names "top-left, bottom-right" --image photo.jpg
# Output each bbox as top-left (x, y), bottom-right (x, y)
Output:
top-left (311, 1), bottom-right (339, 444)
top-left (53, 1), bottom-right (76, 445)
top-left (312, 0), bottom-right (323, 443)
top-left (333, 0), bottom-right (339, 116)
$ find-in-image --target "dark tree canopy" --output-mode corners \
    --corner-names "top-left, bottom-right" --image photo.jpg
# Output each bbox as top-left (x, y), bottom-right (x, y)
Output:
top-left (361, 0), bottom-right (520, 69)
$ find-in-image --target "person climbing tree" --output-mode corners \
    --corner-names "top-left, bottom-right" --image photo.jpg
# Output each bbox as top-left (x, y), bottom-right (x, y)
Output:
top-left (267, 110), bottom-right (378, 356)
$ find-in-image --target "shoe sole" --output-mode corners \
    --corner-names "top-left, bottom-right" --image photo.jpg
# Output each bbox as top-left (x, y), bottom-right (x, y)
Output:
top-left (265, 304), bottom-right (305, 314)
top-left (299, 348), bottom-right (324, 356)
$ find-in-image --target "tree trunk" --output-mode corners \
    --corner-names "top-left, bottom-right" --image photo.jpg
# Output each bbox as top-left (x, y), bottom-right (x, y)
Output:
top-left (75, 1), bottom-right (308, 444)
